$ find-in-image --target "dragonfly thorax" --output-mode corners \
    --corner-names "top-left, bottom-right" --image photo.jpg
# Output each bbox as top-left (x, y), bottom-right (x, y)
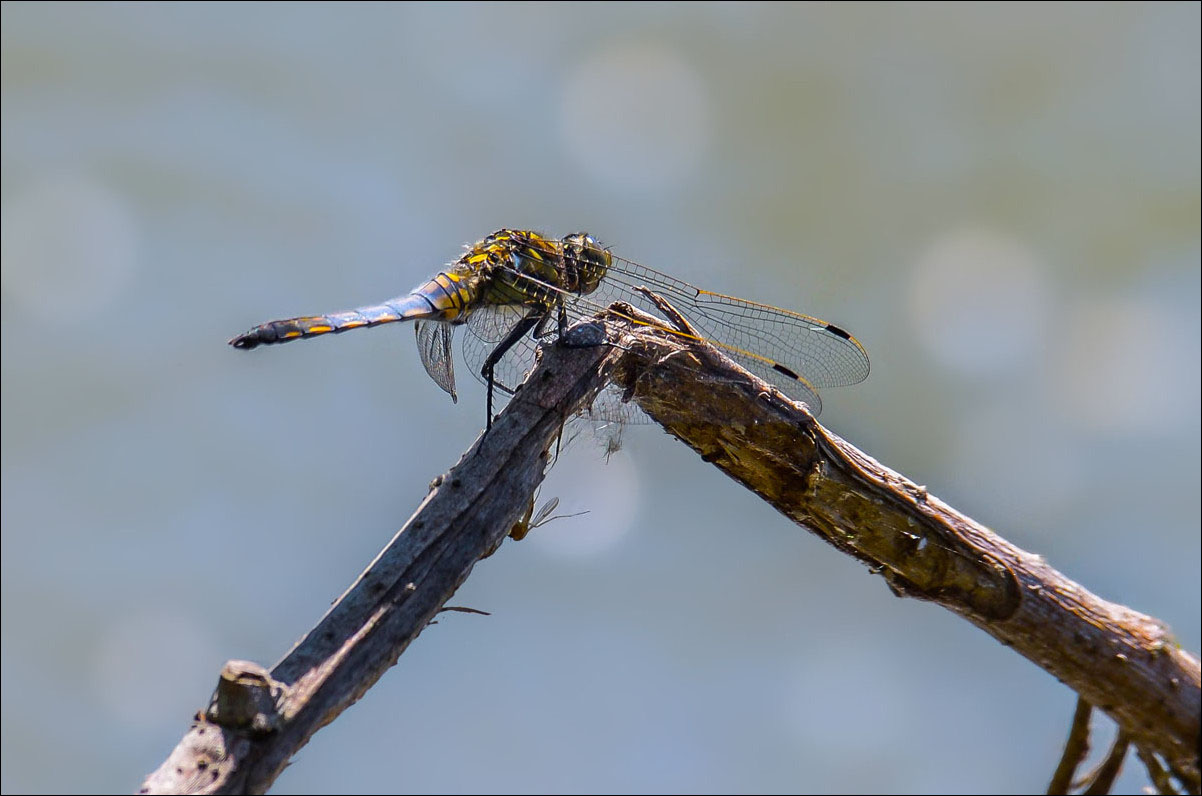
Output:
top-left (467, 230), bottom-right (611, 311)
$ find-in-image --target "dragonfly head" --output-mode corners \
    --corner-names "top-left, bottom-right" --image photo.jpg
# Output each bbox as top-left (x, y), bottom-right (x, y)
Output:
top-left (561, 232), bottom-right (611, 296)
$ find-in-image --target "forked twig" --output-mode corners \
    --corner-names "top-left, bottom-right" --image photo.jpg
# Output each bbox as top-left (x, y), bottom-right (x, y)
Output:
top-left (1048, 698), bottom-right (1094, 794)
top-left (143, 307), bottom-right (1201, 794)
top-left (1080, 730), bottom-right (1130, 794)
top-left (1137, 743), bottom-right (1184, 796)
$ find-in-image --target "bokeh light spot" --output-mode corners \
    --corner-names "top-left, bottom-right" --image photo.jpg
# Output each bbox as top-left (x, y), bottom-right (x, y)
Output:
top-left (559, 41), bottom-right (710, 194)
top-left (526, 443), bottom-right (639, 559)
top-left (908, 226), bottom-right (1049, 378)
top-left (1, 173), bottom-right (139, 322)
top-left (1049, 298), bottom-right (1199, 435)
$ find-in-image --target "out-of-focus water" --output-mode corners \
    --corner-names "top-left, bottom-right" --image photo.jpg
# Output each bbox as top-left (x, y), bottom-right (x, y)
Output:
top-left (2, 4), bottom-right (1198, 794)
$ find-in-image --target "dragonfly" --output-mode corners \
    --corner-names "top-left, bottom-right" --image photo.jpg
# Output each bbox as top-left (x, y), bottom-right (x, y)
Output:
top-left (229, 229), bottom-right (870, 425)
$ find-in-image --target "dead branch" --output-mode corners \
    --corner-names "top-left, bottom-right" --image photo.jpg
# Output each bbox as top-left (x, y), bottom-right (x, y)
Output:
top-left (143, 306), bottom-right (1200, 794)
top-left (139, 322), bottom-right (620, 794)
top-left (602, 302), bottom-right (1200, 792)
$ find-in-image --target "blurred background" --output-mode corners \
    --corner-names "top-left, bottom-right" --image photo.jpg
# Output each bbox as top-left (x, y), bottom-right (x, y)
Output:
top-left (2, 3), bottom-right (1198, 793)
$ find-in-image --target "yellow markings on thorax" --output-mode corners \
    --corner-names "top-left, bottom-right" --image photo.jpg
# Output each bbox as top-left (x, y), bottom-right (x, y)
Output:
top-left (450, 230), bottom-right (566, 314)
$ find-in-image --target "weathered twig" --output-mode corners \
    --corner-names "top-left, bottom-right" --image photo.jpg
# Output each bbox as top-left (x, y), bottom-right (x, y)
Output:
top-left (140, 321), bottom-right (621, 794)
top-left (1080, 730), bottom-right (1130, 794)
top-left (1138, 743), bottom-right (1184, 795)
top-left (144, 306), bottom-right (1200, 794)
top-left (601, 302), bottom-right (1200, 792)
top-left (1048, 698), bottom-right (1094, 795)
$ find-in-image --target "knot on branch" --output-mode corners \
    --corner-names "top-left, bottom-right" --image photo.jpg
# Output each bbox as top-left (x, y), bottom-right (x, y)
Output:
top-left (205, 659), bottom-right (286, 736)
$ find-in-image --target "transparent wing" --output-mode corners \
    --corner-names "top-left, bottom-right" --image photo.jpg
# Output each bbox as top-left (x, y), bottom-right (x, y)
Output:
top-left (460, 304), bottom-right (652, 424)
top-left (583, 282), bottom-right (829, 416)
top-left (414, 320), bottom-right (458, 401)
top-left (464, 302), bottom-right (528, 344)
top-left (482, 266), bottom-right (857, 417)
top-left (528, 496), bottom-right (560, 529)
top-left (583, 383), bottom-right (651, 425)
top-left (459, 236), bottom-right (870, 421)
top-left (592, 254), bottom-right (870, 390)
top-left (460, 307), bottom-right (542, 397)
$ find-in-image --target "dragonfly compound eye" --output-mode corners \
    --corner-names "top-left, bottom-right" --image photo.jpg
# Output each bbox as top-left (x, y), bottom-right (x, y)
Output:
top-left (561, 232), bottom-right (611, 296)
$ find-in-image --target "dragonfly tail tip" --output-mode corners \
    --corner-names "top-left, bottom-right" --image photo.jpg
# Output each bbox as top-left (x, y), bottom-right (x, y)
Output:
top-left (228, 334), bottom-right (258, 350)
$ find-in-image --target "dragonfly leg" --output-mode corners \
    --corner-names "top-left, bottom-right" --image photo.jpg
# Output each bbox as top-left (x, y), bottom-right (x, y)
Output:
top-left (632, 286), bottom-right (698, 337)
top-left (527, 303), bottom-right (559, 341)
top-left (481, 308), bottom-right (547, 430)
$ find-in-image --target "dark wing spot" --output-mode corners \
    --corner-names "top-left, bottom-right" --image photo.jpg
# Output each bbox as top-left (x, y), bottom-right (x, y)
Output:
top-left (824, 323), bottom-right (853, 341)
top-left (773, 363), bottom-right (800, 380)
